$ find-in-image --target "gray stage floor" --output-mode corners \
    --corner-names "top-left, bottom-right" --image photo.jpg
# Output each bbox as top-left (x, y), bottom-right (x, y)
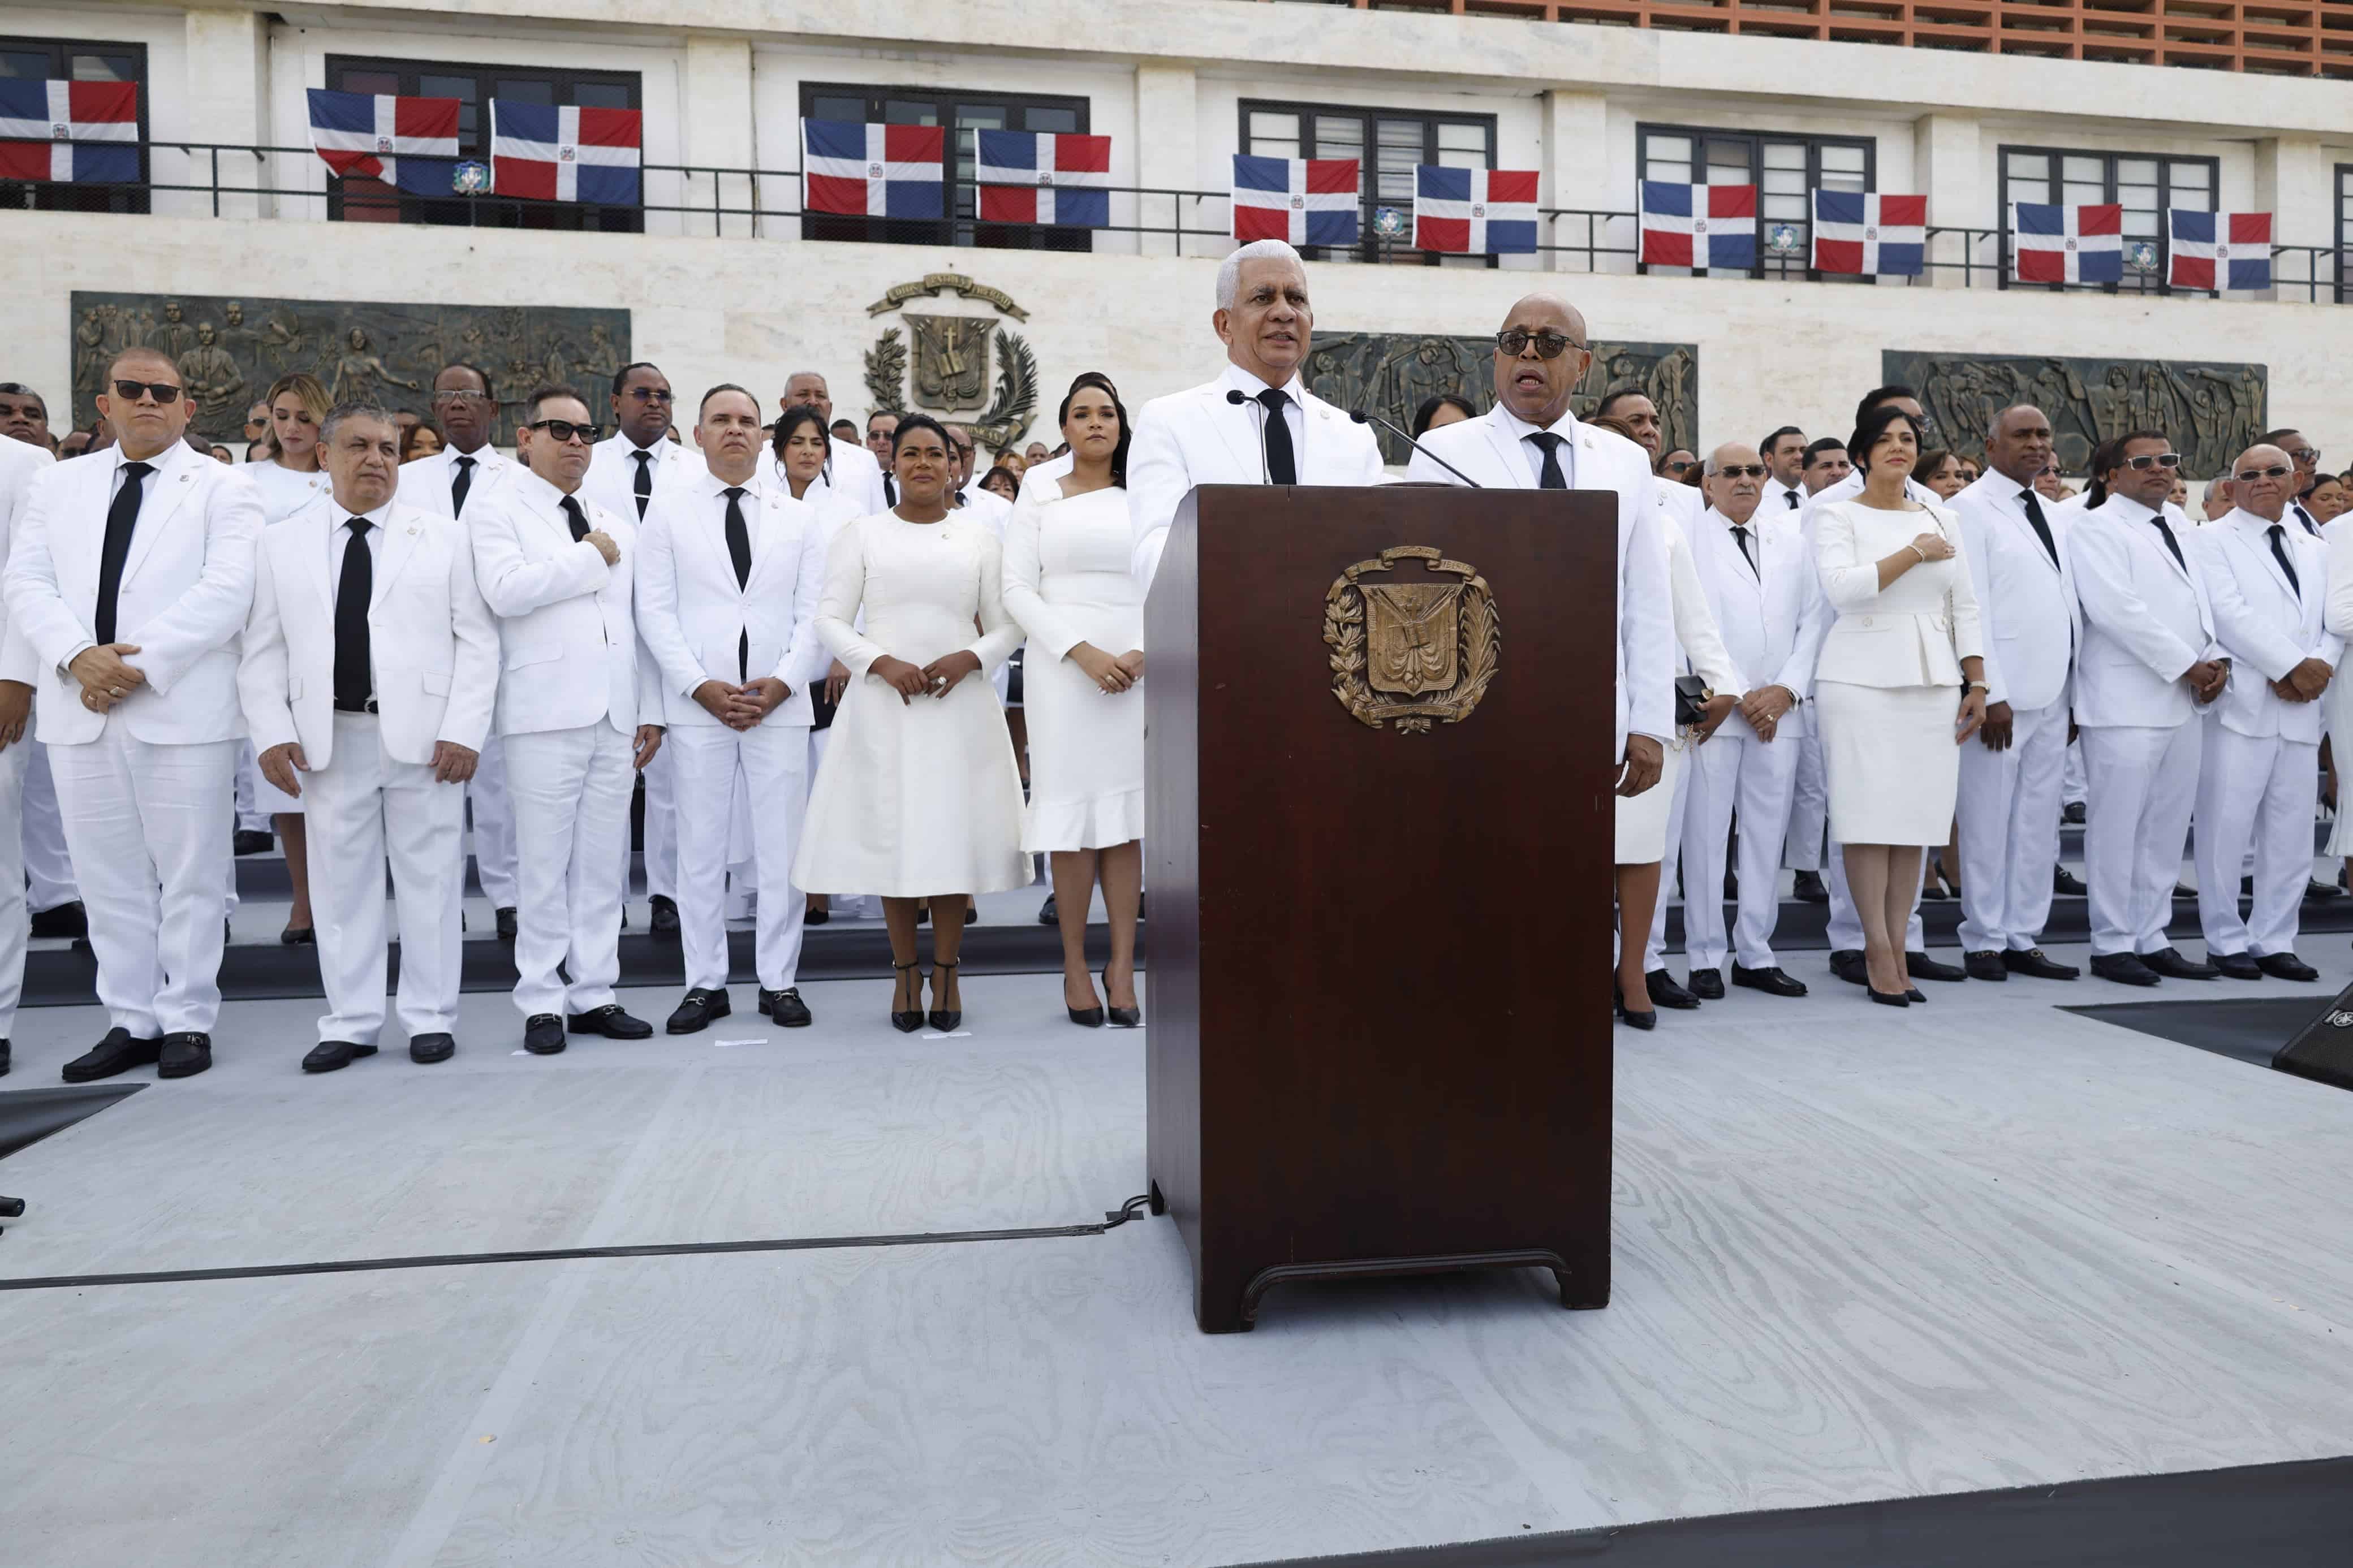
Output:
top-left (5, 942), bottom-right (2353, 1566)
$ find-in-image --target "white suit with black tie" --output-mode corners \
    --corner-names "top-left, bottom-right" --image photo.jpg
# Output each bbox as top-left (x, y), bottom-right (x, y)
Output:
top-left (0, 435), bottom-right (54, 1047)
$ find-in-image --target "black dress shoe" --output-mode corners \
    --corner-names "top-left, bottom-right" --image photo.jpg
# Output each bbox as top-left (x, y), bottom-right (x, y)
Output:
top-left (496, 906), bottom-right (518, 940)
top-left (1644, 968), bottom-right (1701, 1009)
top-left (409, 1032), bottom-right (456, 1064)
top-left (1792, 870), bottom-right (1830, 904)
top-left (1868, 987), bottom-right (1910, 1007)
top-left (158, 1032), bottom-right (212, 1079)
top-left (27, 901), bottom-right (86, 939)
top-left (1920, 880), bottom-right (1950, 902)
top-left (2053, 867), bottom-right (2087, 896)
top-left (803, 907), bottom-right (830, 926)
top-left (523, 1014), bottom-right (566, 1053)
top-left (2140, 947), bottom-right (2219, 980)
top-left (2088, 953), bottom-right (2161, 987)
top-left (280, 926), bottom-right (315, 945)
top-left (1906, 951), bottom-right (1967, 982)
top-left (0, 1038), bottom-right (11, 1076)
top-left (2256, 951), bottom-right (2320, 982)
top-left (1688, 969), bottom-right (1726, 1000)
top-left (2305, 879), bottom-right (2343, 903)
top-left (61, 1027), bottom-right (162, 1082)
top-left (767, 988), bottom-right (812, 1027)
top-left (649, 893), bottom-right (682, 936)
top-left (2062, 800), bottom-right (2087, 825)
top-left (1037, 893), bottom-right (1058, 926)
top-left (666, 989), bottom-right (731, 1034)
top-left (1963, 949), bottom-right (2009, 981)
top-left (2211, 951), bottom-right (2262, 980)
top-left (2174, 884), bottom-right (2197, 900)
top-left (1613, 980), bottom-right (1656, 1031)
top-left (303, 1039), bottom-right (377, 1073)
top-left (1828, 949), bottom-right (1867, 986)
top-left (2002, 947), bottom-right (2081, 980)
top-left (570, 1004), bottom-right (654, 1039)
top-left (1731, 964), bottom-right (1808, 997)
top-left (232, 828), bottom-right (273, 856)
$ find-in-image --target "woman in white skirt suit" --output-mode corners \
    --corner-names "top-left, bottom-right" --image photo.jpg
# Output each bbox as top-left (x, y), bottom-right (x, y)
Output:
top-left (792, 415), bottom-right (1031, 1033)
top-left (1813, 405), bottom-right (1988, 1005)
top-left (1002, 373), bottom-right (1145, 1029)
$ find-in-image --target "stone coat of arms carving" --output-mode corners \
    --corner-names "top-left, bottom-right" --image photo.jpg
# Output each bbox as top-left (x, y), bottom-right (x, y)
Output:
top-left (906, 313), bottom-right (997, 412)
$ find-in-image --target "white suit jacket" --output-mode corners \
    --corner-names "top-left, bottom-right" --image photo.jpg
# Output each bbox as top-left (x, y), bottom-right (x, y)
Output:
top-left (2069, 496), bottom-right (2219, 730)
top-left (468, 465), bottom-right (658, 738)
top-left (637, 467), bottom-right (829, 729)
top-left (1127, 364), bottom-right (1386, 590)
top-left (1406, 403), bottom-right (1674, 757)
top-left (2193, 508), bottom-right (2339, 743)
top-left (239, 496), bottom-right (500, 768)
top-left (1687, 506), bottom-right (1829, 740)
top-left (397, 442), bottom-right (514, 521)
top-left (0, 436), bottom-right (55, 686)
top-left (6, 440), bottom-right (261, 746)
top-left (1949, 470), bottom-right (2080, 712)
top-left (582, 431), bottom-right (697, 525)
top-left (1814, 499), bottom-right (1984, 688)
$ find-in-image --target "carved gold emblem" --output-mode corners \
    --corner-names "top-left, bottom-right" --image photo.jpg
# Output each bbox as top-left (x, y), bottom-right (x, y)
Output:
top-left (1324, 546), bottom-right (1500, 734)
top-left (906, 313), bottom-right (997, 412)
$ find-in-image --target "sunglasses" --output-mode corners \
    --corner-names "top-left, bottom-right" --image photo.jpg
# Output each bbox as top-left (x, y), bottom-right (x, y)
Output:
top-left (622, 386), bottom-right (674, 403)
top-left (525, 418), bottom-right (601, 444)
top-left (2123, 452), bottom-right (2182, 470)
top-left (2285, 447), bottom-right (2321, 465)
top-left (111, 378), bottom-right (183, 404)
top-left (1494, 329), bottom-right (1588, 360)
top-left (1661, 458), bottom-right (1695, 474)
top-left (1710, 463), bottom-right (1770, 479)
top-left (2235, 464), bottom-right (2292, 481)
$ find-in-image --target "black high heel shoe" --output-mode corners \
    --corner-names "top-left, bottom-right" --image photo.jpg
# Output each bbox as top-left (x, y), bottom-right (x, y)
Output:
top-left (927, 958), bottom-right (962, 1032)
top-left (1067, 971), bottom-right (1105, 1030)
top-left (1102, 965), bottom-right (1140, 1029)
top-left (1868, 986), bottom-right (1911, 1007)
top-left (1614, 978), bottom-right (1657, 1031)
top-left (890, 961), bottom-right (925, 1033)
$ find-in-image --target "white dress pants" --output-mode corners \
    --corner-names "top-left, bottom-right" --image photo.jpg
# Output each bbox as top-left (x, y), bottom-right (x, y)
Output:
top-left (622, 744), bottom-right (679, 905)
top-left (2080, 720), bottom-right (2200, 957)
top-left (1956, 701), bottom-right (2068, 953)
top-left (51, 727), bottom-right (236, 1037)
top-left (0, 739), bottom-right (31, 1037)
top-left (305, 713), bottom-right (466, 1044)
top-left (1783, 733), bottom-right (1828, 872)
top-left (468, 734), bottom-right (520, 909)
top-left (1826, 840), bottom-right (1926, 951)
top-left (233, 739), bottom-right (270, 833)
top-left (1640, 744), bottom-right (1697, 971)
top-left (1682, 730), bottom-right (1801, 972)
top-left (670, 720), bottom-right (809, 992)
top-left (22, 740), bottom-right (76, 913)
top-left (2194, 723), bottom-right (2317, 957)
top-left (505, 723), bottom-right (634, 1019)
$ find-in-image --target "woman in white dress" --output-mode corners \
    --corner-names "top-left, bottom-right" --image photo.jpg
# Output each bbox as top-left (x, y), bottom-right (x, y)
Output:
top-left (2320, 505), bottom-right (2353, 871)
top-left (1813, 405), bottom-right (1988, 1005)
top-left (793, 415), bottom-right (1031, 1031)
top-left (1002, 373), bottom-right (1144, 1029)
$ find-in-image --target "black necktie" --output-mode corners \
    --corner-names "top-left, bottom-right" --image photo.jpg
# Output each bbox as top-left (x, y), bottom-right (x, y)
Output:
top-left (2151, 513), bottom-right (2187, 572)
top-left (2018, 489), bottom-right (2059, 568)
top-left (631, 450), bottom-right (653, 519)
top-left (451, 454), bottom-right (475, 517)
top-left (1257, 388), bottom-right (1297, 485)
top-left (2268, 522), bottom-right (2301, 599)
top-left (561, 495), bottom-right (590, 542)
top-left (883, 473), bottom-right (897, 507)
top-left (1527, 431), bottom-right (1566, 490)
top-left (723, 486), bottom-right (753, 680)
top-left (1731, 524), bottom-right (1759, 577)
top-left (1783, 489), bottom-right (1798, 509)
top-left (95, 461), bottom-right (152, 646)
top-left (2294, 501), bottom-right (2319, 537)
top-left (334, 517), bottom-right (373, 710)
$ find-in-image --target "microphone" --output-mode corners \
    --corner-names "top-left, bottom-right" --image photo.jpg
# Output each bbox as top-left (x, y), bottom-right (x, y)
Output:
top-left (1350, 408), bottom-right (1484, 489)
top-left (1225, 388), bottom-right (1272, 485)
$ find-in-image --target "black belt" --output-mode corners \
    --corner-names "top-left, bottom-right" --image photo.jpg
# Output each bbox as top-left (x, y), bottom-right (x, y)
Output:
top-left (333, 698), bottom-right (379, 715)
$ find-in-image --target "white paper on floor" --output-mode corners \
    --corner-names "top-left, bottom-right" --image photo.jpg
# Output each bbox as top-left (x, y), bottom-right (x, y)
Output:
top-left (713, 1038), bottom-right (770, 1048)
top-left (923, 1030), bottom-right (973, 1040)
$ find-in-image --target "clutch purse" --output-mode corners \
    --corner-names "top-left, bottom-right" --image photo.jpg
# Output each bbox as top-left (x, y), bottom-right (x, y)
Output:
top-left (1674, 675), bottom-right (1712, 728)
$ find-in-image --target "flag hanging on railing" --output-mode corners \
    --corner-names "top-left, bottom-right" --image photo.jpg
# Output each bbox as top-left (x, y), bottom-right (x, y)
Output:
top-left (801, 120), bottom-right (945, 220)
top-left (1230, 155), bottom-right (1359, 246)
top-left (305, 89), bottom-right (459, 195)
top-left (2167, 209), bottom-right (2272, 292)
top-left (2010, 202), bottom-right (2122, 284)
top-left (0, 79), bottom-right (137, 183)
top-left (490, 101), bottom-right (641, 205)
top-left (975, 131), bottom-right (1109, 227)
top-left (1638, 182), bottom-right (1755, 269)
top-left (1411, 166), bottom-right (1538, 255)
top-left (1810, 190), bottom-right (1925, 277)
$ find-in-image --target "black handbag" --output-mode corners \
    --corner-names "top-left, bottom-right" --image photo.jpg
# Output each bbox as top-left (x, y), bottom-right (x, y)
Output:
top-left (1673, 675), bottom-right (1712, 728)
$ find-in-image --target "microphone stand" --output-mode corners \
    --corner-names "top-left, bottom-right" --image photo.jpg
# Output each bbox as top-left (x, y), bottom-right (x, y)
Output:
top-left (1348, 409), bottom-right (1485, 488)
top-left (1224, 388), bottom-right (1273, 484)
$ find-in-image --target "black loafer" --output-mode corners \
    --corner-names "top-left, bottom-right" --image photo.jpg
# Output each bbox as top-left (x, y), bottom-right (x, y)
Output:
top-left (1792, 870), bottom-right (1829, 904)
top-left (2305, 879), bottom-right (2343, 903)
top-left (1906, 951), bottom-right (1967, 982)
top-left (666, 989), bottom-right (731, 1034)
top-left (649, 894), bottom-right (681, 936)
top-left (232, 828), bottom-right (274, 856)
top-left (27, 901), bottom-right (86, 939)
top-left (570, 1004), bottom-right (654, 1039)
top-left (2062, 800), bottom-right (2087, 824)
top-left (1828, 949), bottom-right (1867, 986)
top-left (1644, 968), bottom-right (1701, 1010)
top-left (2053, 867), bottom-right (2088, 896)
top-left (495, 906), bottom-right (518, 940)
top-left (523, 1014), bottom-right (566, 1053)
top-left (2256, 951), bottom-right (2319, 982)
top-left (280, 926), bottom-right (315, 946)
top-left (409, 1033), bottom-right (456, 1064)
top-left (1687, 969), bottom-right (1726, 1000)
top-left (1037, 894), bottom-right (1058, 926)
top-left (766, 988), bottom-right (812, 1027)
top-left (2002, 947), bottom-right (2081, 980)
top-left (157, 1032), bottom-right (212, 1079)
top-left (1963, 949), bottom-right (2009, 982)
top-left (301, 1039), bottom-right (376, 1073)
top-left (802, 908), bottom-right (830, 926)
top-left (2211, 951), bottom-right (2262, 980)
top-left (61, 1027), bottom-right (162, 1082)
top-left (2140, 947), bottom-right (2218, 980)
top-left (1731, 964), bottom-right (1808, 997)
top-left (2088, 953), bottom-right (2161, 987)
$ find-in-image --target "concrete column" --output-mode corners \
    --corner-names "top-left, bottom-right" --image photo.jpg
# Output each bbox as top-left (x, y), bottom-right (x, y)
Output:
top-left (2253, 135), bottom-right (2330, 302)
top-left (1541, 89), bottom-right (1609, 274)
top-left (683, 38), bottom-right (756, 239)
top-left (182, 10), bottom-right (267, 221)
top-left (1134, 63), bottom-right (1197, 258)
top-left (1912, 113), bottom-right (1985, 290)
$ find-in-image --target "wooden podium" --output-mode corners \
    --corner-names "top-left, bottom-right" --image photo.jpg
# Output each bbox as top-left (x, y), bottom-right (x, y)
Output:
top-left (1144, 482), bottom-right (1617, 1333)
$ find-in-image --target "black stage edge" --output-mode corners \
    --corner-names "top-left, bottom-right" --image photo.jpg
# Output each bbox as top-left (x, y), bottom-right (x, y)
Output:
top-left (1235, 1454), bottom-right (2353, 1568)
top-left (2065, 996), bottom-right (2339, 1072)
top-left (0, 1083), bottom-right (144, 1160)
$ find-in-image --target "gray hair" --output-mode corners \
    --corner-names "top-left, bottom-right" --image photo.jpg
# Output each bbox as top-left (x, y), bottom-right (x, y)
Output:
top-left (1216, 239), bottom-right (1305, 312)
top-left (320, 400), bottom-right (399, 447)
top-left (783, 368), bottom-right (828, 390)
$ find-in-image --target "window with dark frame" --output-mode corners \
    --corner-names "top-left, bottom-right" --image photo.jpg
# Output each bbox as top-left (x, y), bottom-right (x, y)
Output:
top-left (1997, 146), bottom-right (2217, 295)
top-left (325, 54), bottom-right (641, 232)
top-left (0, 36), bottom-right (148, 215)
top-left (1635, 123), bottom-right (1874, 282)
top-left (2336, 163), bottom-right (2351, 305)
top-left (1238, 99), bottom-right (1498, 266)
top-left (798, 83), bottom-right (1092, 253)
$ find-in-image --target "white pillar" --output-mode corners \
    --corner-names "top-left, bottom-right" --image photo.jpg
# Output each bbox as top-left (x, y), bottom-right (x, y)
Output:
top-left (1912, 112), bottom-right (1985, 290)
top-left (182, 9), bottom-right (268, 221)
top-left (1541, 89), bottom-right (1610, 274)
top-left (682, 38), bottom-right (757, 239)
top-left (1134, 63), bottom-right (1197, 260)
top-left (2253, 135), bottom-right (2330, 303)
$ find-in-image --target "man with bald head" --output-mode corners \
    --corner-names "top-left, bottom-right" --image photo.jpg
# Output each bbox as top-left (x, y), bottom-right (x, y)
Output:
top-left (2187, 443), bottom-right (2335, 980)
top-left (1127, 239), bottom-right (1385, 590)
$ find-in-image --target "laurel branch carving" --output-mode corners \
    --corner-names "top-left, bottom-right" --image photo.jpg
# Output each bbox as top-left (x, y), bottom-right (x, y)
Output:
top-left (864, 327), bottom-right (908, 417)
top-left (1323, 545), bottom-right (1501, 735)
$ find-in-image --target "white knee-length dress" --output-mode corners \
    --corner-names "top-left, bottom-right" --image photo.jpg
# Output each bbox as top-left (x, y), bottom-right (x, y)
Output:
top-left (791, 511), bottom-right (1032, 897)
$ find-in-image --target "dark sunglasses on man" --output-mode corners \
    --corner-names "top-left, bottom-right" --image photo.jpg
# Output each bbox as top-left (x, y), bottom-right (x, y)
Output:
top-left (1711, 463), bottom-right (1770, 480)
top-left (525, 418), bottom-right (601, 444)
top-left (2235, 463), bottom-right (2292, 482)
top-left (1493, 329), bottom-right (1589, 360)
top-left (2123, 452), bottom-right (2181, 470)
top-left (111, 378), bottom-right (183, 405)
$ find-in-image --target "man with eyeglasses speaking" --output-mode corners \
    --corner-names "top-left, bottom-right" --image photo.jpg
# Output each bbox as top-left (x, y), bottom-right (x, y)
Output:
top-left (5, 348), bottom-right (262, 1083)
top-left (469, 385), bottom-right (665, 1056)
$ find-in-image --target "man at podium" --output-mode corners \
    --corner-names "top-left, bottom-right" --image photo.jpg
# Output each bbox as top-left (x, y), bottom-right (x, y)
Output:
top-left (1126, 239), bottom-right (1386, 591)
top-left (1404, 294), bottom-right (1674, 793)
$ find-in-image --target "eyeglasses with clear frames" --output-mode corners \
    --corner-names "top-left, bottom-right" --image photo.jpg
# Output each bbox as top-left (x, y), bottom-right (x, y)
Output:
top-left (2235, 463), bottom-right (2292, 482)
top-left (2124, 452), bottom-right (2182, 470)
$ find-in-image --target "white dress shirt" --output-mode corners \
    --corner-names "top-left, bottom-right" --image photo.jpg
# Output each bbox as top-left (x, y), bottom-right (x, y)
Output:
top-left (1490, 404), bottom-right (1580, 487)
top-left (1219, 362), bottom-right (1307, 468)
top-left (397, 441), bottom-right (513, 521)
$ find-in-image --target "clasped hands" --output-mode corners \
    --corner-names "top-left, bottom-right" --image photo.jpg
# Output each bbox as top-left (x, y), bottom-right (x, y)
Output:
top-left (1734, 684), bottom-right (1795, 742)
top-left (2266, 657), bottom-right (2330, 705)
top-left (1070, 643), bottom-right (1145, 694)
top-left (693, 677), bottom-right (792, 731)
top-left (261, 738), bottom-right (480, 797)
top-left (2183, 658), bottom-right (2227, 706)
top-left (869, 652), bottom-right (982, 706)
top-left (70, 643), bottom-right (145, 715)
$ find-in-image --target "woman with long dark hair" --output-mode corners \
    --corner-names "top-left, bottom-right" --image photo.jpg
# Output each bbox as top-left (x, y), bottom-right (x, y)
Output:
top-left (1003, 373), bottom-right (1145, 1027)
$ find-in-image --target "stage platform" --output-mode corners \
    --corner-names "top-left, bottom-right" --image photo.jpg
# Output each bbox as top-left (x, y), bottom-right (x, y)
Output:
top-left (5, 940), bottom-right (2353, 1565)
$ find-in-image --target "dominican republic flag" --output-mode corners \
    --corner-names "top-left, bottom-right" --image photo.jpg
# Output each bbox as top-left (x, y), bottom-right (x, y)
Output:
top-left (1810, 190), bottom-right (1925, 277)
top-left (802, 120), bottom-right (945, 220)
top-left (2011, 202), bottom-right (2122, 284)
top-left (0, 79), bottom-right (137, 183)
top-left (1412, 166), bottom-right (1538, 254)
top-left (2167, 208), bottom-right (2272, 292)
top-left (1639, 182), bottom-right (1756, 269)
top-left (490, 101), bottom-right (641, 205)
top-left (305, 88), bottom-right (459, 194)
top-left (1231, 155), bottom-right (1359, 246)
top-left (975, 131), bottom-right (1109, 227)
